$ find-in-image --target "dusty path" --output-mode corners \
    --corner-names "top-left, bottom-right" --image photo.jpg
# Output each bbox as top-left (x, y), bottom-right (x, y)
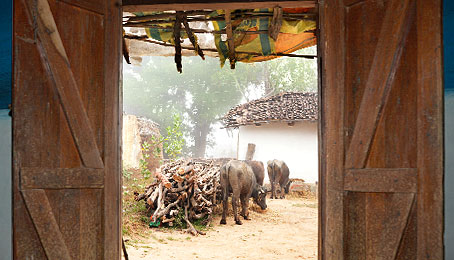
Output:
top-left (125, 197), bottom-right (318, 260)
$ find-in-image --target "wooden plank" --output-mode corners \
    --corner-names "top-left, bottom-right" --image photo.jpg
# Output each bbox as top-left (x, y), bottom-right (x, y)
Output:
top-left (416, 0), bottom-right (444, 258)
top-left (21, 189), bottom-right (72, 260)
top-left (344, 192), bottom-right (366, 259)
top-left (318, 0), bottom-right (345, 259)
top-left (344, 168), bottom-right (417, 193)
top-left (376, 193), bottom-right (414, 259)
top-left (344, 0), bottom-right (415, 169)
top-left (25, 0), bottom-right (104, 169)
top-left (245, 143), bottom-right (256, 160)
top-left (123, 1), bottom-right (316, 12)
top-left (269, 7), bottom-right (283, 40)
top-left (58, 0), bottom-right (105, 15)
top-left (80, 189), bottom-right (103, 259)
top-left (103, 0), bottom-right (122, 258)
top-left (20, 167), bottom-right (104, 189)
top-left (363, 193), bottom-right (415, 260)
top-left (225, 9), bottom-right (236, 69)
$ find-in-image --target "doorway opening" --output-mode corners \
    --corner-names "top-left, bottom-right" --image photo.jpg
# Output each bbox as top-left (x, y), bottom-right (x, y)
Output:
top-left (120, 3), bottom-right (320, 259)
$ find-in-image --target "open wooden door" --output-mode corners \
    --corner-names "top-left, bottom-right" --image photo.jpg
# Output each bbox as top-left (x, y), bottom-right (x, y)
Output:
top-left (319, 0), bottom-right (443, 259)
top-left (13, 0), bottom-right (121, 258)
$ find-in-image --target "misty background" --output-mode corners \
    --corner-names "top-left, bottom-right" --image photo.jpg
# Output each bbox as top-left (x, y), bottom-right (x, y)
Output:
top-left (122, 46), bottom-right (317, 159)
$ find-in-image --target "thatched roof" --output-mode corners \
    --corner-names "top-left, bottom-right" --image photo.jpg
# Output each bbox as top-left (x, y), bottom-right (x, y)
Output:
top-left (222, 92), bottom-right (318, 128)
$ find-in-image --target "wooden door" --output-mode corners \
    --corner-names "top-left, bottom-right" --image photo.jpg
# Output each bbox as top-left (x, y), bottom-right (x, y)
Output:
top-left (319, 0), bottom-right (443, 259)
top-left (13, 0), bottom-right (121, 259)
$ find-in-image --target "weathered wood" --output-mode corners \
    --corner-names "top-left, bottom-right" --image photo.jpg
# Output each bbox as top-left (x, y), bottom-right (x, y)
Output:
top-left (319, 0), bottom-right (345, 259)
top-left (269, 7), bottom-right (283, 40)
top-left (344, 0), bottom-right (415, 169)
top-left (125, 11), bottom-right (315, 24)
top-left (416, 0), bottom-right (444, 258)
top-left (123, 1), bottom-right (316, 12)
top-left (344, 168), bottom-right (417, 193)
top-left (104, 0), bottom-right (122, 258)
top-left (125, 34), bottom-right (317, 59)
top-left (225, 9), bottom-right (236, 69)
top-left (21, 189), bottom-right (72, 260)
top-left (245, 143), bottom-right (256, 160)
top-left (174, 12), bottom-right (183, 73)
top-left (21, 167), bottom-right (104, 189)
top-left (182, 14), bottom-right (205, 60)
top-left (26, 0), bottom-right (104, 169)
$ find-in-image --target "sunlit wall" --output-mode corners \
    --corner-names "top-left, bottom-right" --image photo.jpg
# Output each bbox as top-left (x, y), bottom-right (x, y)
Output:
top-left (237, 121), bottom-right (318, 183)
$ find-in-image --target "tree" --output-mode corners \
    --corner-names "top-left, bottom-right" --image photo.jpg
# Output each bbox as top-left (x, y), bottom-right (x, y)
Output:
top-left (123, 56), bottom-right (262, 157)
top-left (123, 47), bottom-right (318, 158)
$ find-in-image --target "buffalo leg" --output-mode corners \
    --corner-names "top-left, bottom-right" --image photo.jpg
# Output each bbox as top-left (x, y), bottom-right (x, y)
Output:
top-left (240, 194), bottom-right (251, 220)
top-left (232, 190), bottom-right (242, 225)
top-left (220, 171), bottom-right (229, 225)
top-left (270, 181), bottom-right (276, 199)
top-left (220, 197), bottom-right (228, 225)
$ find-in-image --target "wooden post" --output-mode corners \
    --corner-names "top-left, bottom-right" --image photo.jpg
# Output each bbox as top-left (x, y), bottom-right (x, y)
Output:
top-left (245, 143), bottom-right (256, 160)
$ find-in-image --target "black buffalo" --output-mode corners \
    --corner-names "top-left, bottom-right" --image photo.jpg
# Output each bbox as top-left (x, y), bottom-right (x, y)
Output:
top-left (220, 160), bottom-right (267, 225)
top-left (267, 159), bottom-right (290, 199)
top-left (244, 160), bottom-right (265, 186)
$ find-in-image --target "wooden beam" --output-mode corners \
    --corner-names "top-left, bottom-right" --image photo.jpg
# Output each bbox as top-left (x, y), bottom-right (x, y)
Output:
top-left (182, 14), bottom-right (205, 59)
top-left (344, 168), bottom-right (417, 193)
top-left (123, 1), bottom-right (316, 12)
top-left (173, 11), bottom-right (183, 73)
top-left (416, 0), bottom-right (443, 258)
top-left (22, 189), bottom-right (72, 260)
top-left (225, 9), bottom-right (236, 69)
top-left (20, 167), bottom-right (104, 189)
top-left (245, 143), bottom-right (256, 160)
top-left (26, 0), bottom-right (104, 169)
top-left (269, 7), bottom-right (283, 40)
top-left (319, 0), bottom-right (345, 258)
top-left (344, 0), bottom-right (415, 169)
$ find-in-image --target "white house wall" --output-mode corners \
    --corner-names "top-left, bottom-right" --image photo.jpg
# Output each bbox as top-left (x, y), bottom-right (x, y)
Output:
top-left (238, 121), bottom-right (318, 183)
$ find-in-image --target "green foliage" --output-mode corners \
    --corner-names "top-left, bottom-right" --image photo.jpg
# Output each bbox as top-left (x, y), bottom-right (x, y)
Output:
top-left (123, 48), bottom-right (318, 157)
top-left (172, 210), bottom-right (186, 229)
top-left (163, 114), bottom-right (184, 160)
top-left (150, 113), bottom-right (185, 161)
top-left (139, 141), bottom-right (152, 179)
top-left (122, 169), bottom-right (133, 180)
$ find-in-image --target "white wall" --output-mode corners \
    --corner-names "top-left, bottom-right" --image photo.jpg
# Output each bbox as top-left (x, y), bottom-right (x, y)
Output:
top-left (122, 114), bottom-right (142, 169)
top-left (238, 121), bottom-right (318, 183)
top-left (0, 109), bottom-right (11, 259)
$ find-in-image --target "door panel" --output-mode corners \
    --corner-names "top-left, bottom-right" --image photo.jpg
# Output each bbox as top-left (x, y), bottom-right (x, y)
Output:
top-left (13, 0), bottom-right (121, 258)
top-left (320, 0), bottom-right (443, 259)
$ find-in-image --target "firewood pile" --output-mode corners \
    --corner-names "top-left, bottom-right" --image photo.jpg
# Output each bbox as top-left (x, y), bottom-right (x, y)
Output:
top-left (221, 92), bottom-right (318, 128)
top-left (135, 158), bottom-right (222, 235)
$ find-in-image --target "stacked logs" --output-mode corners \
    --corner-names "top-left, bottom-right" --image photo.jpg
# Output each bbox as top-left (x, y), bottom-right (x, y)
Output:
top-left (135, 158), bottom-right (221, 235)
top-left (221, 92), bottom-right (318, 128)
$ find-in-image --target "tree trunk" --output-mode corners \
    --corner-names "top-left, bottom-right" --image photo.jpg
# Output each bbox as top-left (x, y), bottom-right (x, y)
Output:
top-left (194, 122), bottom-right (210, 158)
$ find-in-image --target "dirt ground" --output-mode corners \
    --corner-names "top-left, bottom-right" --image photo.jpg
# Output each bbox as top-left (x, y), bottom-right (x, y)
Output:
top-left (124, 197), bottom-right (318, 260)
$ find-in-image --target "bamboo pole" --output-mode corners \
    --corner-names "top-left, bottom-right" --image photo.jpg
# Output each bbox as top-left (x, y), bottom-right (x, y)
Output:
top-left (225, 9), bottom-right (236, 69)
top-left (124, 34), bottom-right (317, 59)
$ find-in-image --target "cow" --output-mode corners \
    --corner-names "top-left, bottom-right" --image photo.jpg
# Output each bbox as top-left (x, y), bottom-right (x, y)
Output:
top-left (267, 159), bottom-right (290, 199)
top-left (220, 160), bottom-right (267, 225)
top-left (243, 160), bottom-right (265, 186)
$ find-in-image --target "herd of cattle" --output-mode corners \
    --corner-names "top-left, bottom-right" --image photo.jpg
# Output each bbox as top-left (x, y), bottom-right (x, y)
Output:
top-left (219, 159), bottom-right (291, 225)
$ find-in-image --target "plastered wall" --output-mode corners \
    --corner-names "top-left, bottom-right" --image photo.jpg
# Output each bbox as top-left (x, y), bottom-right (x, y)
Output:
top-left (238, 121), bottom-right (318, 183)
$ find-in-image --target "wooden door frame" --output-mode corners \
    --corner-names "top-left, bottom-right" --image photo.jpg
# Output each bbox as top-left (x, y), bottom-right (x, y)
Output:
top-left (318, 0), bottom-right (443, 259)
top-left (120, 0), bottom-right (444, 259)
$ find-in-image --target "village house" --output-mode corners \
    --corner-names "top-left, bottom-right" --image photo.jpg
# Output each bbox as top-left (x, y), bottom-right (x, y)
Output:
top-left (0, 0), bottom-right (451, 259)
top-left (223, 92), bottom-right (318, 183)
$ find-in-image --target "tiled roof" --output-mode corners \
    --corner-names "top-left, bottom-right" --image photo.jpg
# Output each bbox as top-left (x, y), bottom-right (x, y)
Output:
top-left (222, 92), bottom-right (318, 128)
